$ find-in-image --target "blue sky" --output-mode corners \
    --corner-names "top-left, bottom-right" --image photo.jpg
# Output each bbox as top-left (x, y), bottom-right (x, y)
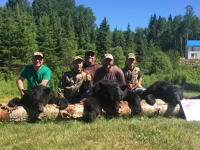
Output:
top-left (1, 0), bottom-right (200, 31)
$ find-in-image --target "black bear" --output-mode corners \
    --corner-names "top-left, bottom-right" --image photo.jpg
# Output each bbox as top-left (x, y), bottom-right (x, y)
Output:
top-left (7, 85), bottom-right (68, 121)
top-left (83, 80), bottom-right (155, 122)
top-left (141, 81), bottom-right (184, 105)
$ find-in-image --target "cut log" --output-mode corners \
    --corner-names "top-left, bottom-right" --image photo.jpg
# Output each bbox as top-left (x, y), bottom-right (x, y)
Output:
top-left (0, 99), bottom-right (184, 122)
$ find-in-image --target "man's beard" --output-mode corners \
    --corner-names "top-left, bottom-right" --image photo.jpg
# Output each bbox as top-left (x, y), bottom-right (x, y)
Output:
top-left (103, 64), bottom-right (111, 69)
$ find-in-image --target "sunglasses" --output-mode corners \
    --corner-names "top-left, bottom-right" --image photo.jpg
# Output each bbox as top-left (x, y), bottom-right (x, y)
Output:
top-left (86, 53), bottom-right (94, 57)
top-left (33, 56), bottom-right (43, 60)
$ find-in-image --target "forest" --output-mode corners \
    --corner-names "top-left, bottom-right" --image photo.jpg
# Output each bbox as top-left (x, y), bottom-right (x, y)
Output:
top-left (0, 0), bottom-right (200, 92)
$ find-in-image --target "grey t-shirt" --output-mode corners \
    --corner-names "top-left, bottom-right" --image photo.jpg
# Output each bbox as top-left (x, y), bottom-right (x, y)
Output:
top-left (93, 66), bottom-right (126, 84)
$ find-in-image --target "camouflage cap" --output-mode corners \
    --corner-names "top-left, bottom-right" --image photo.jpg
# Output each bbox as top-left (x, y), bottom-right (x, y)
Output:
top-left (33, 52), bottom-right (43, 58)
top-left (73, 56), bottom-right (83, 61)
top-left (103, 53), bottom-right (114, 60)
top-left (127, 53), bottom-right (136, 59)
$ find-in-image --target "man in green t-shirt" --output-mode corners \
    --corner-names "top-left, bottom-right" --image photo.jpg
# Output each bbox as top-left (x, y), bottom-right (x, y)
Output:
top-left (17, 52), bottom-right (51, 97)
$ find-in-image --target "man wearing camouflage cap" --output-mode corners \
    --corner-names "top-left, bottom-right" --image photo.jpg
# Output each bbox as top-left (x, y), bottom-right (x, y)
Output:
top-left (93, 53), bottom-right (125, 84)
top-left (122, 53), bottom-right (145, 95)
top-left (16, 52), bottom-right (51, 97)
top-left (58, 56), bottom-right (92, 104)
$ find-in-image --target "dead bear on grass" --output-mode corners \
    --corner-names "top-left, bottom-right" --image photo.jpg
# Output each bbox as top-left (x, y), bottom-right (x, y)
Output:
top-left (141, 81), bottom-right (184, 105)
top-left (7, 85), bottom-right (68, 122)
top-left (83, 80), bottom-right (155, 122)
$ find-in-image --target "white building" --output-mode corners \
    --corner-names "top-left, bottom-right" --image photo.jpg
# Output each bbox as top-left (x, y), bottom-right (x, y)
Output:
top-left (186, 40), bottom-right (200, 59)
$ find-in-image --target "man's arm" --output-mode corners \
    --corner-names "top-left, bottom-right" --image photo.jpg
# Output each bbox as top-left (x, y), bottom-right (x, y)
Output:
top-left (137, 78), bottom-right (143, 88)
top-left (40, 69), bottom-right (51, 86)
top-left (58, 74), bottom-right (66, 98)
top-left (16, 76), bottom-right (25, 97)
top-left (93, 68), bottom-right (101, 84)
top-left (39, 80), bottom-right (49, 86)
top-left (137, 70), bottom-right (143, 88)
top-left (117, 69), bottom-right (126, 84)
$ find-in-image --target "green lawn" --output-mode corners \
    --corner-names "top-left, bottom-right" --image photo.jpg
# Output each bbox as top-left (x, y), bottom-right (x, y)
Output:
top-left (0, 117), bottom-right (200, 150)
top-left (0, 80), bottom-right (200, 149)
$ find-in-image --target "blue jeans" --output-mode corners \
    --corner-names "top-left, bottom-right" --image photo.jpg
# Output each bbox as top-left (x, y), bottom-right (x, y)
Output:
top-left (134, 87), bottom-right (146, 96)
top-left (69, 90), bottom-right (89, 104)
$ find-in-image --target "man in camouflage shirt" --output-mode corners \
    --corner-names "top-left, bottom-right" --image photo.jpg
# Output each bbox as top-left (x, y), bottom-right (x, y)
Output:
top-left (122, 53), bottom-right (145, 96)
top-left (58, 56), bottom-right (92, 104)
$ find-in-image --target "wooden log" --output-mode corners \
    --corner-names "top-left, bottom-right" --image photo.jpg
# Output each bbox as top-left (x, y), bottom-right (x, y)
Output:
top-left (0, 99), bottom-right (184, 122)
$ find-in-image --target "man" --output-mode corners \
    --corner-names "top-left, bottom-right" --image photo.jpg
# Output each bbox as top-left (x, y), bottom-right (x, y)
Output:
top-left (93, 53), bottom-right (126, 84)
top-left (58, 56), bottom-right (92, 104)
top-left (122, 53), bottom-right (145, 95)
top-left (17, 52), bottom-right (51, 97)
top-left (82, 50), bottom-right (101, 81)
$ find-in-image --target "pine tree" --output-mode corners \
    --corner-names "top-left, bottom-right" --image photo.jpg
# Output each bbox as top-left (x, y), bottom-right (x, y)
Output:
top-left (109, 46), bottom-right (125, 68)
top-left (96, 17), bottom-right (111, 58)
top-left (0, 4), bottom-right (37, 73)
top-left (124, 23), bottom-right (136, 55)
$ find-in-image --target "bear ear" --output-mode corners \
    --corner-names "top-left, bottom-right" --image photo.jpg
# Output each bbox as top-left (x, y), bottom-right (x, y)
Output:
top-left (99, 82), bottom-right (106, 89)
top-left (44, 87), bottom-right (52, 94)
top-left (158, 86), bottom-right (166, 92)
top-left (22, 89), bottom-right (31, 95)
top-left (120, 85), bottom-right (127, 91)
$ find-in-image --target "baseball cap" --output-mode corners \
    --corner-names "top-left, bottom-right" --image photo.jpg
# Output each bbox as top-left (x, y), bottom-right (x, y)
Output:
top-left (85, 50), bottom-right (94, 56)
top-left (103, 53), bottom-right (114, 60)
top-left (127, 53), bottom-right (136, 59)
top-left (73, 56), bottom-right (83, 61)
top-left (33, 52), bottom-right (43, 58)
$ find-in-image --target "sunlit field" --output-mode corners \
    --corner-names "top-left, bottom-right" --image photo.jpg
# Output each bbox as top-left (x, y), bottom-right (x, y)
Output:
top-left (0, 78), bottom-right (200, 150)
top-left (0, 117), bottom-right (200, 150)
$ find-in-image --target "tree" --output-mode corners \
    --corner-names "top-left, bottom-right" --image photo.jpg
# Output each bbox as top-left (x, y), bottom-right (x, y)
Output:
top-left (148, 14), bottom-right (157, 43)
top-left (163, 14), bottom-right (174, 51)
top-left (124, 23), bottom-right (135, 55)
top-left (172, 15), bottom-right (182, 51)
top-left (112, 28), bottom-right (120, 47)
top-left (149, 50), bottom-right (172, 75)
top-left (0, 5), bottom-right (37, 74)
top-left (192, 17), bottom-right (200, 40)
top-left (96, 17), bottom-right (111, 57)
top-left (134, 27), bottom-right (149, 63)
top-left (73, 5), bottom-right (96, 49)
top-left (109, 46), bottom-right (125, 68)
top-left (6, 0), bottom-right (32, 13)
top-left (166, 50), bottom-right (180, 82)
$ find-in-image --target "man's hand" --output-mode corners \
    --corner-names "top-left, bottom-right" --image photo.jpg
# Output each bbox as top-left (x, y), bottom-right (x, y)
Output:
top-left (86, 73), bottom-right (92, 81)
top-left (65, 86), bottom-right (72, 91)
top-left (20, 89), bottom-right (24, 97)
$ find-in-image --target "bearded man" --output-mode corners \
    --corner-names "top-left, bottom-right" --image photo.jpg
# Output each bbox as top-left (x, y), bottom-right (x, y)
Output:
top-left (93, 53), bottom-right (125, 84)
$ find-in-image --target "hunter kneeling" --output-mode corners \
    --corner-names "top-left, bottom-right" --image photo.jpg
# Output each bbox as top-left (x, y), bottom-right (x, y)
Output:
top-left (58, 56), bottom-right (92, 105)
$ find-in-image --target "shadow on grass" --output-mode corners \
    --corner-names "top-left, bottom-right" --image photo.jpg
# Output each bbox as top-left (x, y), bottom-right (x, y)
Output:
top-left (183, 82), bottom-right (200, 92)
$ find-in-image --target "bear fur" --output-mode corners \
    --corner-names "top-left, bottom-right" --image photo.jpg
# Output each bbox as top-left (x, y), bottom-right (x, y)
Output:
top-left (141, 81), bottom-right (184, 105)
top-left (83, 80), bottom-right (155, 122)
top-left (7, 85), bottom-right (68, 121)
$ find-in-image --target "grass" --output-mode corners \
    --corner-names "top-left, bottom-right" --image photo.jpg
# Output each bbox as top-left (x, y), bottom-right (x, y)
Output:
top-left (1, 78), bottom-right (200, 149)
top-left (183, 91), bottom-right (200, 98)
top-left (0, 116), bottom-right (200, 150)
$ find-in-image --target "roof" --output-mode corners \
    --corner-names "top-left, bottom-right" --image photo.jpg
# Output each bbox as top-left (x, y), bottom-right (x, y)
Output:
top-left (187, 40), bottom-right (200, 46)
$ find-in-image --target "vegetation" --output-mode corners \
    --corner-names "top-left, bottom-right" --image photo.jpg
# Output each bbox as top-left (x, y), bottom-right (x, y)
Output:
top-left (0, 0), bottom-right (199, 91)
top-left (0, 1), bottom-right (200, 150)
top-left (0, 117), bottom-right (200, 150)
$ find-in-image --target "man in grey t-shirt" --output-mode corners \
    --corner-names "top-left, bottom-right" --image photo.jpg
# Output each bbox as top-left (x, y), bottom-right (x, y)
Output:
top-left (93, 53), bottom-right (126, 84)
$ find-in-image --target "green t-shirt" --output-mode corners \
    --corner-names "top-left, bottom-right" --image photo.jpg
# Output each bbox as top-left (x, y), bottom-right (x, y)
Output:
top-left (20, 65), bottom-right (51, 90)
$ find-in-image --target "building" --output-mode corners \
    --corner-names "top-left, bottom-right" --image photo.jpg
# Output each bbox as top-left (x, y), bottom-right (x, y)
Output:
top-left (186, 40), bottom-right (200, 59)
